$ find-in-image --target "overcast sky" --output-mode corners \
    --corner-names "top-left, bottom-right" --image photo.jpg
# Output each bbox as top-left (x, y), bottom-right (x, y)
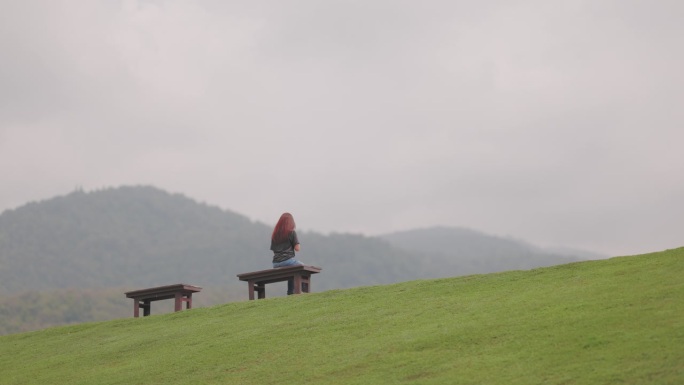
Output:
top-left (1, 0), bottom-right (682, 256)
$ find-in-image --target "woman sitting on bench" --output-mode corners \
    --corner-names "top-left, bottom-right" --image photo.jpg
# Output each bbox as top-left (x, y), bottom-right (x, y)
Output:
top-left (270, 212), bottom-right (304, 295)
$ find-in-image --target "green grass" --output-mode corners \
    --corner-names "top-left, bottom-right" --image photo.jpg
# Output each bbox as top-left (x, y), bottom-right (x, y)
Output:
top-left (1, 248), bottom-right (683, 385)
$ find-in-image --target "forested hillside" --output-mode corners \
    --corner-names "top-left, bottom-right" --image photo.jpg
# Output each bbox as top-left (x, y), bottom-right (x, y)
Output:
top-left (0, 186), bottom-right (269, 292)
top-left (0, 186), bottom-right (592, 334)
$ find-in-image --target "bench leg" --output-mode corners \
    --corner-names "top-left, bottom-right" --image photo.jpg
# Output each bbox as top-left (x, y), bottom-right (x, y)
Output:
top-left (248, 280), bottom-right (256, 300)
top-left (142, 300), bottom-right (151, 317)
top-left (134, 299), bottom-right (140, 318)
top-left (256, 284), bottom-right (266, 299)
top-left (293, 274), bottom-right (303, 294)
top-left (301, 274), bottom-right (310, 293)
top-left (173, 293), bottom-right (192, 311)
top-left (174, 293), bottom-right (182, 312)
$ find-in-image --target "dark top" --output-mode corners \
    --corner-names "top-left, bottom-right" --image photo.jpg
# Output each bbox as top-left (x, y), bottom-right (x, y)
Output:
top-left (270, 230), bottom-right (300, 263)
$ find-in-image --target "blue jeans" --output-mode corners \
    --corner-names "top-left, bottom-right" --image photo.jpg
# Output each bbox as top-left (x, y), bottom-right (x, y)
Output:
top-left (273, 258), bottom-right (303, 295)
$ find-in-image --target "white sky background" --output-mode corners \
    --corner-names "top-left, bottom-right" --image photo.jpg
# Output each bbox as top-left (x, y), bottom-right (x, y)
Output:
top-left (1, 0), bottom-right (682, 256)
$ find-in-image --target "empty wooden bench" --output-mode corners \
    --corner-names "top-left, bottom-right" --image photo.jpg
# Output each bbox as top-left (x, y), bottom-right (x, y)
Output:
top-left (237, 265), bottom-right (322, 300)
top-left (124, 283), bottom-right (202, 317)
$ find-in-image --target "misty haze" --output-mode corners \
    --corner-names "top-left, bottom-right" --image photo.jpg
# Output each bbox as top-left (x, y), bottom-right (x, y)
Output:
top-left (0, 1), bottom-right (682, 258)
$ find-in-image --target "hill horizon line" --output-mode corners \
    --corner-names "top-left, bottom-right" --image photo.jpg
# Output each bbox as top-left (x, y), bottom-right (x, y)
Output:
top-left (0, 184), bottom-right (606, 258)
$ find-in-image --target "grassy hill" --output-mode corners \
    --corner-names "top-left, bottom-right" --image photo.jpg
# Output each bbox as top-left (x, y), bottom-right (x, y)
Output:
top-left (1, 247), bottom-right (681, 385)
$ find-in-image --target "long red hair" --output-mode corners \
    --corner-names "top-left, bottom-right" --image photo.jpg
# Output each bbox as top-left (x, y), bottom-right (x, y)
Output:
top-left (272, 213), bottom-right (296, 242)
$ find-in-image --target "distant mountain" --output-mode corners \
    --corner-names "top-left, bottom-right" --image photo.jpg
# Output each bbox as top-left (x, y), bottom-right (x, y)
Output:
top-left (0, 186), bottom-right (452, 295)
top-left (380, 226), bottom-right (589, 275)
top-left (539, 246), bottom-right (607, 260)
top-left (0, 186), bottom-right (600, 334)
top-left (0, 186), bottom-right (269, 293)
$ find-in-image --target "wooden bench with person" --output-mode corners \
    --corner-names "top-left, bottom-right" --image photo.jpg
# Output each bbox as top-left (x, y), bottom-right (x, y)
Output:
top-left (237, 265), bottom-right (322, 300)
top-left (124, 283), bottom-right (202, 318)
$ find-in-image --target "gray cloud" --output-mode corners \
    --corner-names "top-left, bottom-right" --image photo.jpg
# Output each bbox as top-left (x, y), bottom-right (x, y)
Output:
top-left (1, 0), bottom-right (682, 256)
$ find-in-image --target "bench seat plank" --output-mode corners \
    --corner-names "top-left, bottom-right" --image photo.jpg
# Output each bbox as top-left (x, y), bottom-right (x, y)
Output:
top-left (237, 265), bottom-right (322, 282)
